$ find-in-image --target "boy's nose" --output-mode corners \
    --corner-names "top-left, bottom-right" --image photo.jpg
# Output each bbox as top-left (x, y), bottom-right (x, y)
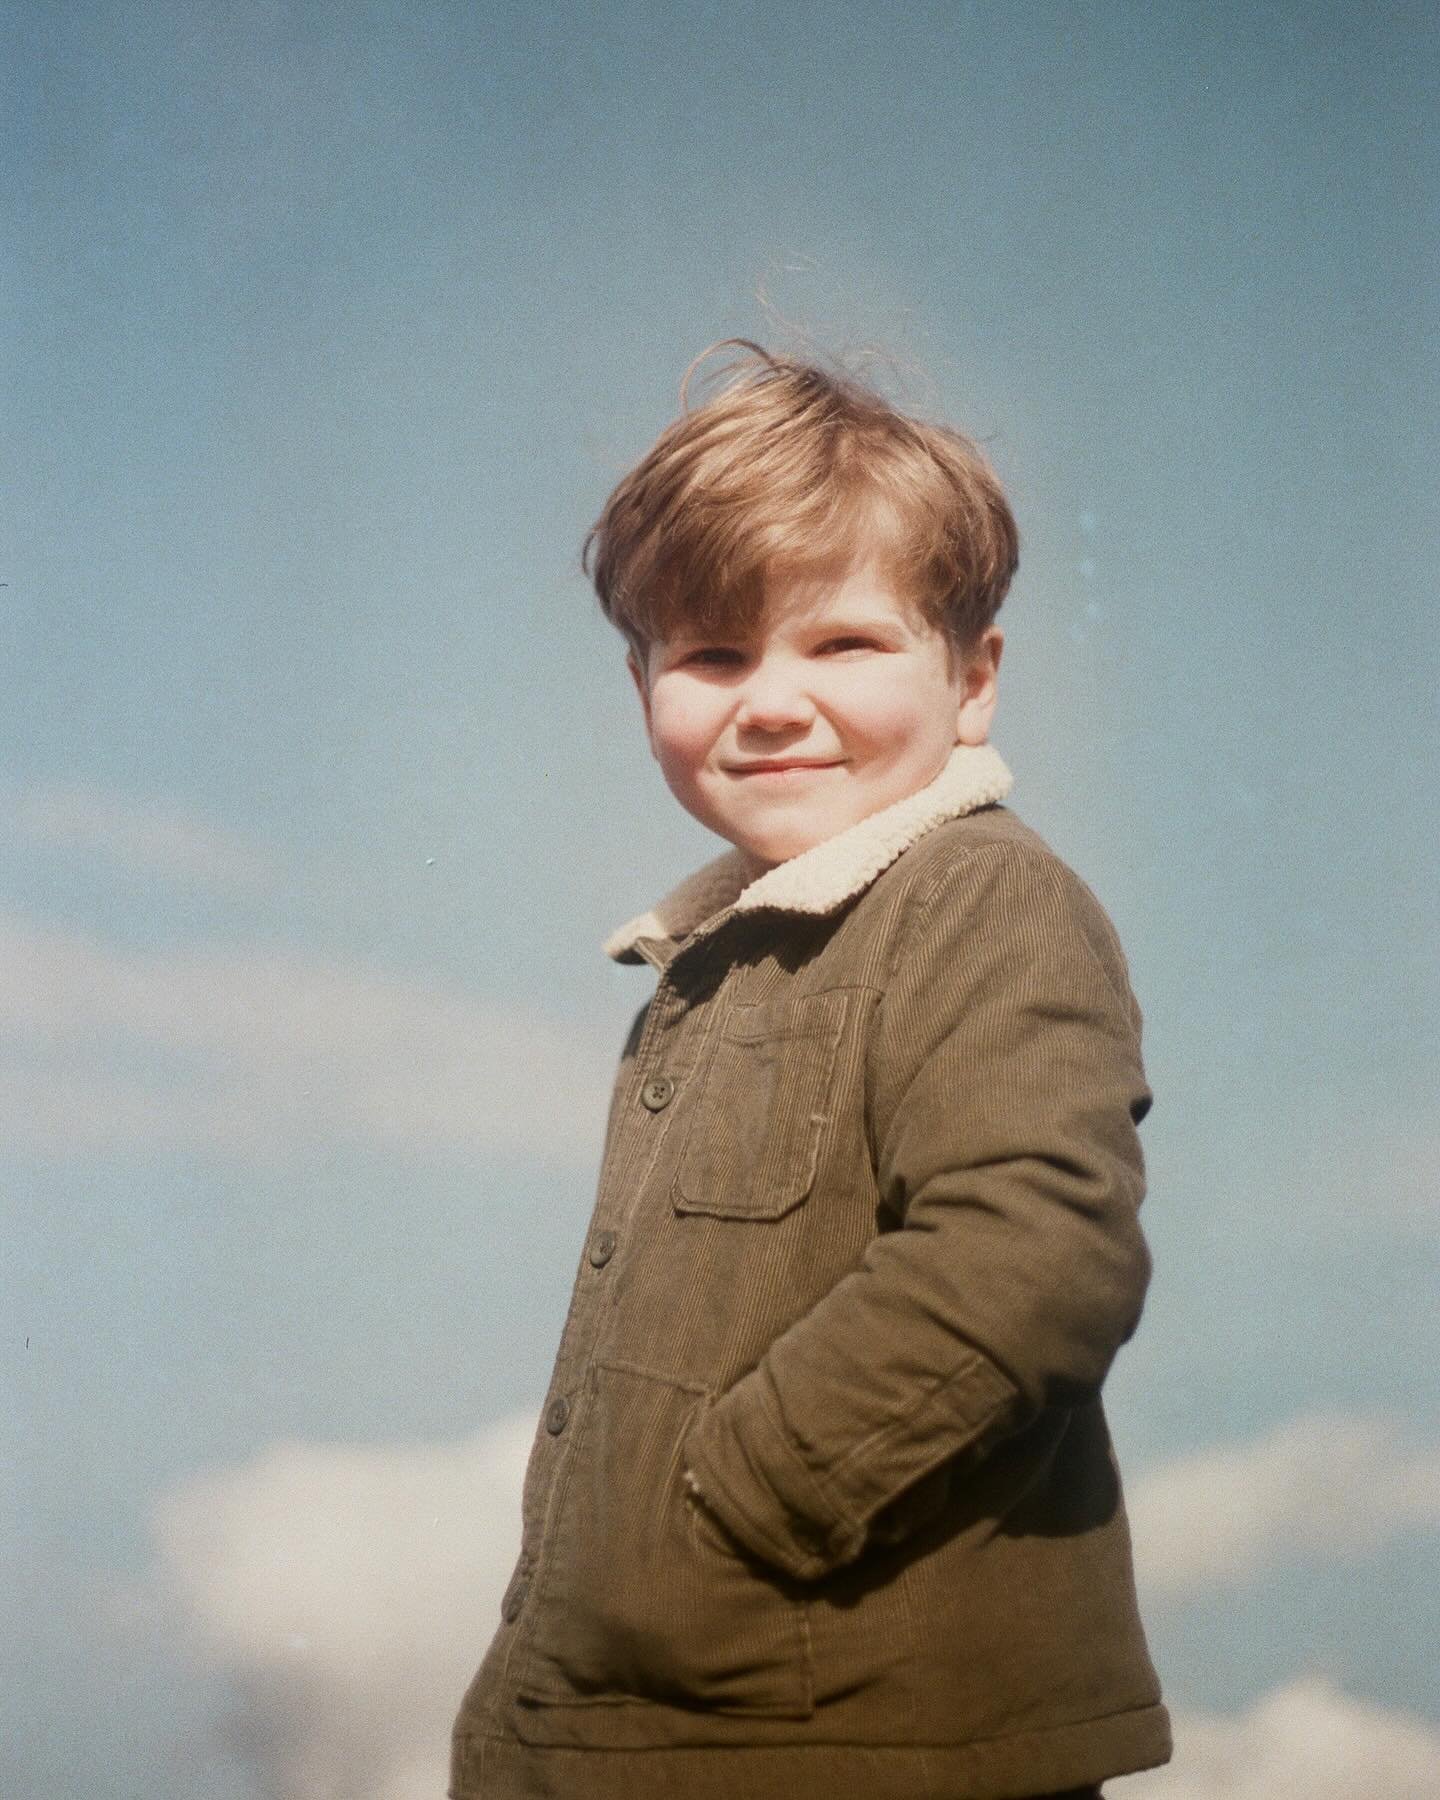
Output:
top-left (733, 663), bottom-right (815, 732)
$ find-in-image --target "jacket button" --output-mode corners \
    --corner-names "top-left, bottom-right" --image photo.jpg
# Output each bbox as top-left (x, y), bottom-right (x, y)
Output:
top-left (501, 1575), bottom-right (529, 1623)
top-left (544, 1395), bottom-right (571, 1435)
top-left (641, 1075), bottom-right (675, 1111)
top-left (589, 1230), bottom-right (617, 1267)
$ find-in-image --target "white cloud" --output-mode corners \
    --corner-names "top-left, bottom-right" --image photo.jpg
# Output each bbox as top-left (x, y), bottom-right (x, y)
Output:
top-left (152, 1414), bottom-right (535, 1800)
top-left (1115, 1678), bottom-right (1440, 1800)
top-left (150, 1417), bottom-right (1440, 1800)
top-left (0, 912), bottom-right (613, 1163)
top-left (1128, 1411), bottom-right (1440, 1600)
top-left (0, 777), bottom-right (276, 891)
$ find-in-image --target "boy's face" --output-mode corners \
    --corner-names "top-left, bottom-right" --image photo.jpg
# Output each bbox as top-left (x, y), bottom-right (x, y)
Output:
top-left (628, 562), bottom-right (1003, 872)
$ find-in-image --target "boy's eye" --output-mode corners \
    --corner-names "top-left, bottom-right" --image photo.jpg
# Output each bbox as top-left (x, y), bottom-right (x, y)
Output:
top-left (817, 635), bottom-right (880, 655)
top-left (680, 646), bottom-right (745, 668)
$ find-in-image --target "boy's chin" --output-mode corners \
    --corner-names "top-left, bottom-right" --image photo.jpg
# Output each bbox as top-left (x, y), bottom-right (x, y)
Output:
top-left (720, 800), bottom-right (880, 871)
top-left (727, 825), bottom-right (828, 872)
top-left (685, 803), bottom-right (827, 872)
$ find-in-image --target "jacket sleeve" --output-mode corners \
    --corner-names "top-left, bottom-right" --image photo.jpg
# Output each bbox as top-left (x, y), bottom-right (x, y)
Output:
top-left (681, 842), bottom-right (1154, 1582)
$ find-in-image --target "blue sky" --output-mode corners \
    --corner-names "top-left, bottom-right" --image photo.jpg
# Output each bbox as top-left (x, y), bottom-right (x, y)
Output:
top-left (4, 3), bottom-right (1438, 1795)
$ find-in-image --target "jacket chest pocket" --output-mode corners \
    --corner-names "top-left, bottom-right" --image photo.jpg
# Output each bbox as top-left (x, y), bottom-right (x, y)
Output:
top-left (673, 991), bottom-right (848, 1221)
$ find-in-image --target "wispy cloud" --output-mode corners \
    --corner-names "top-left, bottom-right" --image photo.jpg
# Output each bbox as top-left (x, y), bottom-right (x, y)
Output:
top-left (153, 1415), bottom-right (533, 1800)
top-left (1117, 1678), bottom-right (1440, 1799)
top-left (0, 778), bottom-right (277, 892)
top-left (0, 913), bottom-right (614, 1163)
top-left (1129, 1411), bottom-right (1440, 1600)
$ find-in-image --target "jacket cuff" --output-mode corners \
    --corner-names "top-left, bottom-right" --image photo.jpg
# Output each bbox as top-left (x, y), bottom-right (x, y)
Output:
top-left (682, 1381), bottom-right (867, 1582)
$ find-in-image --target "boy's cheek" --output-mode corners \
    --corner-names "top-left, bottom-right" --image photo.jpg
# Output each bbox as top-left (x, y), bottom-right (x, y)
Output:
top-left (651, 731), bottom-right (706, 789)
top-left (644, 680), bottom-right (712, 759)
top-left (651, 748), bottom-right (719, 831)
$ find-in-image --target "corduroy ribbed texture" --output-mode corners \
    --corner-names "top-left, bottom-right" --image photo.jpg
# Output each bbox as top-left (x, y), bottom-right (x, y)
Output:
top-left (452, 796), bottom-right (1169, 1800)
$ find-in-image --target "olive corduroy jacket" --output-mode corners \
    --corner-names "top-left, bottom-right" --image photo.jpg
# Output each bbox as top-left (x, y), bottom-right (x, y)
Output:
top-left (451, 743), bottom-right (1170, 1800)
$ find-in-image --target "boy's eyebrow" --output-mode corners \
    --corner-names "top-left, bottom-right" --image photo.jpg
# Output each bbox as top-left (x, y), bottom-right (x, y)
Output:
top-left (792, 607), bottom-right (917, 643)
top-left (655, 600), bottom-right (923, 658)
top-left (810, 609), bottom-right (908, 633)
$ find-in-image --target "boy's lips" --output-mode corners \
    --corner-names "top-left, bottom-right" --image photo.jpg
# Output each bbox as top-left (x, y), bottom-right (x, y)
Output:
top-left (724, 757), bottom-right (845, 775)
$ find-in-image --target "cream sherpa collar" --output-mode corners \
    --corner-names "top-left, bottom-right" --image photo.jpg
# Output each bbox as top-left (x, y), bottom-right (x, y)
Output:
top-left (604, 742), bottom-right (1013, 963)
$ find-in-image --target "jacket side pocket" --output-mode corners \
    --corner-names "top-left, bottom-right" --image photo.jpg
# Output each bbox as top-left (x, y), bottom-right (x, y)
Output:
top-left (515, 1362), bottom-right (813, 1724)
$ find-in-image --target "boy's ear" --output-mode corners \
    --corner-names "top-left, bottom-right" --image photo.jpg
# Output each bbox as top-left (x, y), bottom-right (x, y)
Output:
top-left (955, 626), bottom-right (1003, 747)
top-left (626, 649), bottom-right (656, 754)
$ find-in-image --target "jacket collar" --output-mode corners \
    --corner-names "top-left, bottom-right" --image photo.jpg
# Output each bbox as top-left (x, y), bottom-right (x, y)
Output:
top-left (604, 742), bottom-right (1013, 964)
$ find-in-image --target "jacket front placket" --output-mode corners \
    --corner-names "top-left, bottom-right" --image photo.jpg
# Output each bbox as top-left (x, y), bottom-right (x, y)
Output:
top-left (532, 912), bottom-right (737, 1477)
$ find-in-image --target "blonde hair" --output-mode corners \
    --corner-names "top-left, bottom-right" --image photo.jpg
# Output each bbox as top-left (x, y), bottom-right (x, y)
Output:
top-left (583, 340), bottom-right (1018, 658)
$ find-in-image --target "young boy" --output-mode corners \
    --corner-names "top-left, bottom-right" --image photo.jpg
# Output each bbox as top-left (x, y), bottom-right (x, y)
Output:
top-left (451, 344), bottom-right (1170, 1800)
